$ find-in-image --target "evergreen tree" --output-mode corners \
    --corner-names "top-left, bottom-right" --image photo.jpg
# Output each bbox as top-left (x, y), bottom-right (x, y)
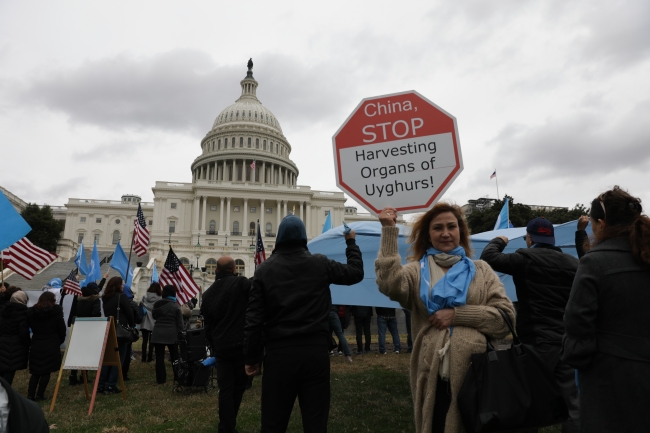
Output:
top-left (20, 204), bottom-right (65, 253)
top-left (466, 196), bottom-right (588, 234)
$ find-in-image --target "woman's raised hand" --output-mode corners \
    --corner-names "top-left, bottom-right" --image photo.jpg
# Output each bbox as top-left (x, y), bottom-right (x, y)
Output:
top-left (378, 207), bottom-right (398, 227)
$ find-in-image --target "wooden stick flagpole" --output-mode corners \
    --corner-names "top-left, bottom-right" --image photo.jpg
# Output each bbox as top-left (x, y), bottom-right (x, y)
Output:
top-left (495, 169), bottom-right (500, 200)
top-left (124, 230), bottom-right (136, 287)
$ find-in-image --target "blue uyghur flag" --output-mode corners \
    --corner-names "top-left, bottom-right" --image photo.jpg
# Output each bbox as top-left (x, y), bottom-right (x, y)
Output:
top-left (0, 191), bottom-right (31, 250)
top-left (84, 241), bottom-right (102, 285)
top-left (74, 242), bottom-right (90, 276)
top-left (322, 211), bottom-right (332, 233)
top-left (151, 261), bottom-right (159, 284)
top-left (493, 198), bottom-right (510, 230)
top-left (110, 242), bottom-right (134, 287)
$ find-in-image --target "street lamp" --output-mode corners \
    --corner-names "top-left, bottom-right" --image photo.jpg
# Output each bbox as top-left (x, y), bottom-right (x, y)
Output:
top-left (195, 252), bottom-right (200, 269)
top-left (196, 232), bottom-right (201, 247)
top-left (168, 231), bottom-right (172, 244)
top-left (225, 233), bottom-right (228, 246)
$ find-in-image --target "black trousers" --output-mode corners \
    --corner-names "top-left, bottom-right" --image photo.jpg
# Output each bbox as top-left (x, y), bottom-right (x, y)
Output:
top-left (432, 377), bottom-right (452, 433)
top-left (215, 346), bottom-right (248, 433)
top-left (0, 370), bottom-right (16, 386)
top-left (141, 329), bottom-right (154, 361)
top-left (354, 316), bottom-right (371, 352)
top-left (154, 343), bottom-right (179, 384)
top-left (28, 373), bottom-right (51, 398)
top-left (261, 344), bottom-right (330, 433)
top-left (523, 344), bottom-right (580, 433)
top-left (122, 342), bottom-right (133, 378)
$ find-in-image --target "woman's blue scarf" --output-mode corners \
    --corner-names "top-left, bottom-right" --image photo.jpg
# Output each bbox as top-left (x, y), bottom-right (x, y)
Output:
top-left (165, 296), bottom-right (177, 303)
top-left (420, 246), bottom-right (476, 315)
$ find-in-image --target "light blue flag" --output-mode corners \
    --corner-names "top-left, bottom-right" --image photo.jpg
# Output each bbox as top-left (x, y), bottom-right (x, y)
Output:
top-left (74, 242), bottom-right (90, 276)
top-left (322, 211), bottom-right (332, 233)
top-left (493, 198), bottom-right (510, 230)
top-left (151, 261), bottom-right (159, 284)
top-left (0, 191), bottom-right (31, 250)
top-left (110, 242), bottom-right (134, 288)
top-left (83, 241), bottom-right (102, 287)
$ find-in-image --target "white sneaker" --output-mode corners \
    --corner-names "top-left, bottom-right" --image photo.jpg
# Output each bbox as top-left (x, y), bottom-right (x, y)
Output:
top-left (346, 356), bottom-right (353, 363)
top-left (337, 351), bottom-right (343, 356)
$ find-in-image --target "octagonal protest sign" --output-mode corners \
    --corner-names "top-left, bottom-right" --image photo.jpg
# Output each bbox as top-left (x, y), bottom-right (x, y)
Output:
top-left (332, 91), bottom-right (463, 214)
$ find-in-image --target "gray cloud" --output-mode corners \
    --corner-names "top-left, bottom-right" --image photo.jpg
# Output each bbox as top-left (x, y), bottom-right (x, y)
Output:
top-left (490, 100), bottom-right (650, 180)
top-left (13, 50), bottom-right (362, 136)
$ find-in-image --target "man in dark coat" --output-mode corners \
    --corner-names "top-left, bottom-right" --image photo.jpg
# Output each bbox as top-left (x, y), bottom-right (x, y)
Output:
top-left (481, 217), bottom-right (580, 433)
top-left (0, 291), bottom-right (30, 385)
top-left (0, 376), bottom-right (50, 433)
top-left (201, 256), bottom-right (252, 433)
top-left (350, 305), bottom-right (373, 354)
top-left (244, 215), bottom-right (363, 433)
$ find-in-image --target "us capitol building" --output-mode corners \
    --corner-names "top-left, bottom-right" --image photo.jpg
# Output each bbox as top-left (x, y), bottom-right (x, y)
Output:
top-left (55, 59), bottom-right (378, 286)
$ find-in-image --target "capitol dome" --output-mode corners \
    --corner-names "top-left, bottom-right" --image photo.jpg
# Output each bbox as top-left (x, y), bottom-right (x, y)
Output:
top-left (191, 59), bottom-right (298, 187)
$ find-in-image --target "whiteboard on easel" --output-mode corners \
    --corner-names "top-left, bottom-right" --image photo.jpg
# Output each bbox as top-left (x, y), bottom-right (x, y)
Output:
top-left (63, 318), bottom-right (110, 370)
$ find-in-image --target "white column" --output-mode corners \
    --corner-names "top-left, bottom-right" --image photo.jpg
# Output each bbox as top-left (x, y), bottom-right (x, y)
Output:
top-left (243, 198), bottom-right (248, 236)
top-left (219, 197), bottom-right (225, 232)
top-left (242, 159), bottom-right (245, 182)
top-left (306, 204), bottom-right (312, 237)
top-left (300, 201), bottom-right (304, 221)
top-left (280, 167), bottom-right (284, 185)
top-left (193, 197), bottom-right (200, 232)
top-left (226, 198), bottom-right (232, 234)
top-left (283, 200), bottom-right (288, 218)
top-left (213, 162), bottom-right (217, 181)
top-left (276, 200), bottom-right (281, 230)
top-left (201, 196), bottom-right (207, 232)
top-left (262, 162), bottom-right (266, 184)
top-left (260, 199), bottom-right (265, 235)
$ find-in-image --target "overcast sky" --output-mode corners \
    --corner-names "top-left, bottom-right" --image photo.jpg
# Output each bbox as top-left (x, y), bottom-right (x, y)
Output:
top-left (1, 0), bottom-right (649, 216)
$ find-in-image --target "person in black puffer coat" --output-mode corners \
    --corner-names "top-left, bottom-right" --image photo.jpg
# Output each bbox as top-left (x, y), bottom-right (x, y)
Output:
top-left (98, 277), bottom-right (134, 395)
top-left (68, 282), bottom-right (102, 386)
top-left (151, 285), bottom-right (184, 385)
top-left (0, 290), bottom-right (30, 386)
top-left (26, 291), bottom-right (67, 401)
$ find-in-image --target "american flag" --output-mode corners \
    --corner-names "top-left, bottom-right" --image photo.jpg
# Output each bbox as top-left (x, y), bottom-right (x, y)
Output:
top-left (254, 220), bottom-right (266, 268)
top-left (2, 237), bottom-right (57, 280)
top-left (490, 170), bottom-right (497, 180)
top-left (62, 268), bottom-right (82, 296)
top-left (133, 203), bottom-right (150, 257)
top-left (158, 248), bottom-right (201, 305)
top-left (250, 159), bottom-right (256, 170)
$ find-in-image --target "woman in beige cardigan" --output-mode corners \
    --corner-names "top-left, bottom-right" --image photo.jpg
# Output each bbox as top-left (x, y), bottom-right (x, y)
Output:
top-left (375, 202), bottom-right (515, 433)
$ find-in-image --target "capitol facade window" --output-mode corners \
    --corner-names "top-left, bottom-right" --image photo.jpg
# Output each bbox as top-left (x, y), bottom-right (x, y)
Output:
top-left (171, 203), bottom-right (177, 209)
top-left (250, 207), bottom-right (256, 213)
top-left (96, 218), bottom-right (102, 223)
top-left (263, 140), bottom-right (267, 150)
top-left (94, 233), bottom-right (100, 243)
top-left (112, 230), bottom-right (120, 245)
top-left (233, 206), bottom-right (240, 212)
top-left (235, 259), bottom-right (245, 275)
top-left (80, 217), bottom-right (86, 223)
top-left (233, 221), bottom-right (240, 234)
top-left (168, 221), bottom-right (175, 233)
top-left (248, 137), bottom-right (251, 148)
top-left (256, 138), bottom-right (259, 148)
top-left (266, 222), bottom-right (272, 233)
top-left (266, 208), bottom-right (272, 214)
top-left (115, 219), bottom-right (121, 224)
top-left (205, 258), bottom-right (217, 275)
top-left (77, 232), bottom-right (85, 244)
top-left (240, 137), bottom-right (244, 147)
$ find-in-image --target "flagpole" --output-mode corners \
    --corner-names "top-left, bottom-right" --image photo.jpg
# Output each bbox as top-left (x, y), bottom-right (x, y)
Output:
top-left (125, 230), bottom-right (136, 286)
top-left (1, 251), bottom-right (4, 287)
top-left (495, 169), bottom-right (500, 200)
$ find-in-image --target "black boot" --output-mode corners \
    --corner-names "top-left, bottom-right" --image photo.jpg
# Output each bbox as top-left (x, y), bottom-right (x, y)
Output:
top-left (69, 374), bottom-right (79, 386)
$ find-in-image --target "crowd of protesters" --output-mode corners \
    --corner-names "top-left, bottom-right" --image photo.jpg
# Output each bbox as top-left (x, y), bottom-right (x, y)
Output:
top-left (0, 185), bottom-right (648, 433)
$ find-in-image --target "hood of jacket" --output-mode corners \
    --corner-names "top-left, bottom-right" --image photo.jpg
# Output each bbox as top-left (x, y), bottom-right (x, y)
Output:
top-left (79, 294), bottom-right (101, 302)
top-left (29, 305), bottom-right (60, 319)
top-left (143, 292), bottom-right (161, 308)
top-left (1, 301), bottom-right (27, 319)
top-left (153, 298), bottom-right (176, 315)
top-left (276, 215), bottom-right (307, 249)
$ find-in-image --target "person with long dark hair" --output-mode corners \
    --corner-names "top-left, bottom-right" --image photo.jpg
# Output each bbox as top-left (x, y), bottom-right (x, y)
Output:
top-left (98, 276), bottom-right (134, 395)
top-left (151, 285), bottom-right (184, 384)
top-left (26, 291), bottom-right (66, 401)
top-left (375, 203), bottom-right (515, 433)
top-left (562, 186), bottom-right (650, 433)
top-left (140, 282), bottom-right (161, 363)
top-left (0, 290), bottom-right (30, 385)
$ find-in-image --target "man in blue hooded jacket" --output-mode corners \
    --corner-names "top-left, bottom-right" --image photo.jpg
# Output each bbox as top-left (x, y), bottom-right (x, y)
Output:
top-left (244, 215), bottom-right (363, 433)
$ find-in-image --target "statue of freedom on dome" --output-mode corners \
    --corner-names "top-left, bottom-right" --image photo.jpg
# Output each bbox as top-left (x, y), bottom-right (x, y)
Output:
top-left (247, 58), bottom-right (253, 71)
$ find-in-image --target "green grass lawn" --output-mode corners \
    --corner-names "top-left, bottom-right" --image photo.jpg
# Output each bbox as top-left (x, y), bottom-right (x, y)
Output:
top-left (9, 337), bottom-right (561, 432)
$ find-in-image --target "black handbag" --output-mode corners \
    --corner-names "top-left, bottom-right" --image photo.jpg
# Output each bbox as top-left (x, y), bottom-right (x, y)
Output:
top-left (116, 294), bottom-right (140, 343)
top-left (457, 309), bottom-right (568, 433)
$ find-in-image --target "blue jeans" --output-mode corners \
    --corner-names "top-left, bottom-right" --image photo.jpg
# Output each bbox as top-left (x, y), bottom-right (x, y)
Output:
top-left (328, 311), bottom-right (351, 356)
top-left (377, 316), bottom-right (401, 353)
top-left (99, 340), bottom-right (128, 389)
